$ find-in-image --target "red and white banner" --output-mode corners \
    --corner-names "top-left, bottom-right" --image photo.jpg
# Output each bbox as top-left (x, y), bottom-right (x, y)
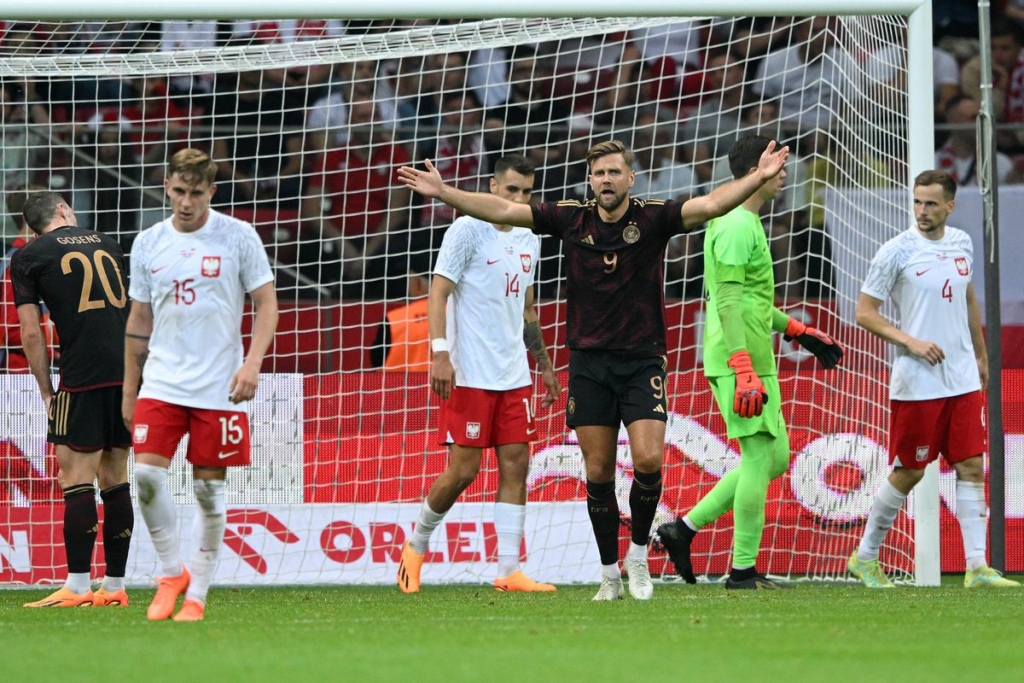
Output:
top-left (3, 371), bottom-right (1024, 585)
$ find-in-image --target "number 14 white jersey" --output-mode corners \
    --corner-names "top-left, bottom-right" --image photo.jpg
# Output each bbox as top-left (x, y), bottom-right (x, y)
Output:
top-left (433, 216), bottom-right (540, 391)
top-left (128, 210), bottom-right (274, 410)
top-left (861, 226), bottom-right (980, 401)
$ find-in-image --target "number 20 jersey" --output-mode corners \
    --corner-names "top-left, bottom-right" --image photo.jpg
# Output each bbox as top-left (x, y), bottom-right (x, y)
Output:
top-left (129, 210), bottom-right (274, 411)
top-left (861, 226), bottom-right (979, 401)
top-left (10, 226), bottom-right (128, 390)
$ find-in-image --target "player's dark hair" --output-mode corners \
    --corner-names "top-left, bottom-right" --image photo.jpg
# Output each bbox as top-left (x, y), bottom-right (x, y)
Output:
top-left (586, 139), bottom-right (634, 171)
top-left (7, 183), bottom-right (46, 228)
top-left (914, 170), bottom-right (957, 200)
top-left (494, 154), bottom-right (535, 179)
top-left (21, 191), bottom-right (69, 235)
top-left (728, 135), bottom-right (773, 179)
top-left (167, 148), bottom-right (218, 187)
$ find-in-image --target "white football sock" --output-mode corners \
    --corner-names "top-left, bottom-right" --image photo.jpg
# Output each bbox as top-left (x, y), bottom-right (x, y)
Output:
top-left (186, 478), bottom-right (226, 605)
top-left (627, 541), bottom-right (648, 561)
top-left (602, 563), bottom-right (621, 580)
top-left (494, 502), bottom-right (525, 577)
top-left (101, 576), bottom-right (125, 592)
top-left (410, 500), bottom-right (446, 555)
top-left (65, 572), bottom-right (91, 594)
top-left (956, 480), bottom-right (988, 571)
top-left (135, 463), bottom-right (182, 577)
top-left (858, 480), bottom-right (906, 562)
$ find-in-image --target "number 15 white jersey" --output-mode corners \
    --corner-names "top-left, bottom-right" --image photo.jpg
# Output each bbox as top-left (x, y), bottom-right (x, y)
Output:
top-left (129, 210), bottom-right (274, 410)
top-left (861, 226), bottom-right (980, 401)
top-left (433, 216), bottom-right (540, 391)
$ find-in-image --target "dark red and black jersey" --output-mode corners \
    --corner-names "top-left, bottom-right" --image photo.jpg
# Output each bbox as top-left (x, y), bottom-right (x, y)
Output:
top-left (531, 197), bottom-right (686, 356)
top-left (10, 226), bottom-right (128, 390)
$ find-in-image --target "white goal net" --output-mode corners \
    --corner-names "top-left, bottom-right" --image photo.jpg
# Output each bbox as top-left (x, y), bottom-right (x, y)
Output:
top-left (0, 10), bottom-right (935, 587)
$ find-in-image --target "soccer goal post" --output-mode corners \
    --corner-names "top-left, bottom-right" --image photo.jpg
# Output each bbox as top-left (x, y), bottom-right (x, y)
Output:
top-left (0, 2), bottom-right (943, 587)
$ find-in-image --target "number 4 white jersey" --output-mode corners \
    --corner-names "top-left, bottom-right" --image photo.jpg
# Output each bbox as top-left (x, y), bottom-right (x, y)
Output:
top-left (129, 209), bottom-right (274, 410)
top-left (433, 216), bottom-right (540, 391)
top-left (861, 226), bottom-right (980, 401)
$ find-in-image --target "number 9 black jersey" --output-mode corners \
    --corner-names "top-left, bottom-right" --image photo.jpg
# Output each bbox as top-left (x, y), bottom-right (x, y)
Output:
top-left (10, 226), bottom-right (128, 389)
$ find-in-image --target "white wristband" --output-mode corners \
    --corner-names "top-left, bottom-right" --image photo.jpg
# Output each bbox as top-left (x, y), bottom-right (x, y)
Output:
top-left (431, 338), bottom-right (448, 353)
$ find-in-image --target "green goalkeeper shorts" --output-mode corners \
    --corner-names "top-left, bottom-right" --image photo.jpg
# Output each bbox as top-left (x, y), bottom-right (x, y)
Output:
top-left (708, 373), bottom-right (785, 440)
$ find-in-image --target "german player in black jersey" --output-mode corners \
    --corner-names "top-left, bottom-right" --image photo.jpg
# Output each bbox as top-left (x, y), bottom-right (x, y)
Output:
top-left (400, 139), bottom-right (788, 600)
top-left (11, 192), bottom-right (133, 608)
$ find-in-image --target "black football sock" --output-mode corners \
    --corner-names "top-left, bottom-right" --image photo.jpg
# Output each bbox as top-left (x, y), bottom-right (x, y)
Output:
top-left (586, 479), bottom-right (621, 566)
top-left (100, 483), bottom-right (134, 578)
top-left (63, 484), bottom-right (98, 575)
top-left (629, 468), bottom-right (663, 546)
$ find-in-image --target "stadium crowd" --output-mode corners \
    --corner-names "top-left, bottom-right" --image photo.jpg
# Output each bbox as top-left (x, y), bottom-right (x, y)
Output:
top-left (1, 8), bottom-right (1021, 303)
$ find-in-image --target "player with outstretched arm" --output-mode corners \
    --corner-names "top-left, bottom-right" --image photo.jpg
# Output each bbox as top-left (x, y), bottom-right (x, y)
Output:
top-left (400, 138), bottom-right (788, 600)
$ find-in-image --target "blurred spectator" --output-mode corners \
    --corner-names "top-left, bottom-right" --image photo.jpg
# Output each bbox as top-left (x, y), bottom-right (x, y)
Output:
top-left (752, 16), bottom-right (861, 131)
top-left (935, 95), bottom-right (1015, 185)
top-left (682, 51), bottom-right (747, 183)
top-left (230, 19), bottom-right (343, 91)
top-left (395, 51), bottom-right (470, 154)
top-left (207, 68), bottom-right (305, 207)
top-left (630, 20), bottom-right (705, 72)
top-left (369, 266), bottom-right (431, 371)
top-left (1, 82), bottom-right (51, 240)
top-left (483, 46), bottom-right (556, 177)
top-left (933, 0), bottom-right (979, 61)
top-left (306, 60), bottom-right (397, 154)
top-left (630, 108), bottom-right (697, 202)
top-left (1008, 1), bottom-right (1024, 34)
top-left (863, 30), bottom-right (962, 122)
top-left (160, 20), bottom-right (219, 111)
top-left (961, 17), bottom-right (1024, 151)
top-left (415, 92), bottom-right (486, 251)
top-left (1, 183), bottom-right (55, 372)
top-left (81, 112), bottom-right (143, 245)
top-left (300, 99), bottom-right (411, 298)
top-left (591, 42), bottom-right (679, 140)
top-left (467, 46), bottom-right (510, 109)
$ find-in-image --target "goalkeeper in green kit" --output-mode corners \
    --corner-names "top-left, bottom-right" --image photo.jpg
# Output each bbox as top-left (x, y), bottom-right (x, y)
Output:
top-left (656, 136), bottom-right (844, 589)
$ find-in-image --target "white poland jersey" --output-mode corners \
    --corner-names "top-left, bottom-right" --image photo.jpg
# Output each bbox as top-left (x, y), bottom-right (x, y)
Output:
top-left (433, 216), bottom-right (540, 391)
top-left (861, 225), bottom-right (981, 401)
top-left (129, 209), bottom-right (274, 411)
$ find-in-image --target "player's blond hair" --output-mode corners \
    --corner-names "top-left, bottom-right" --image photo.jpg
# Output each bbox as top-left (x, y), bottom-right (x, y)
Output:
top-left (167, 148), bottom-right (218, 187)
top-left (586, 140), bottom-right (634, 171)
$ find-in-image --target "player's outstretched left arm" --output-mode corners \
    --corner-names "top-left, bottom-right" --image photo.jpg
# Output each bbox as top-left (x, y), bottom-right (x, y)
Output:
top-left (774, 309), bottom-right (844, 369)
top-left (679, 140), bottom-right (789, 229)
top-left (230, 282), bottom-right (278, 404)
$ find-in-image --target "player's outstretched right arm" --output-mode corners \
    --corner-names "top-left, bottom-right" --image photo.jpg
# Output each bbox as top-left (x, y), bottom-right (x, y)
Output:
top-left (398, 159), bottom-right (534, 229)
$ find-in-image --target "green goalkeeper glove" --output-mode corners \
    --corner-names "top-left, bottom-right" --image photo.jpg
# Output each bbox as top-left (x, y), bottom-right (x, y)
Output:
top-left (728, 350), bottom-right (767, 419)
top-left (784, 318), bottom-right (844, 370)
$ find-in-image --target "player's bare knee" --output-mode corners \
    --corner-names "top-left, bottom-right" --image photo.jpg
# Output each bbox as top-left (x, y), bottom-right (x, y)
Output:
top-left (953, 455), bottom-right (985, 483)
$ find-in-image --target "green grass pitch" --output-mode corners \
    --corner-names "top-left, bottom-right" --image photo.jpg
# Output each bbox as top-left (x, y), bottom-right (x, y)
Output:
top-left (3, 578), bottom-right (1022, 683)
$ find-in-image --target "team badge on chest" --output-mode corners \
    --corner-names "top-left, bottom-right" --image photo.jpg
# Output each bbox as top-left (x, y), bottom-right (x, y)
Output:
top-left (955, 257), bottom-right (969, 276)
top-left (623, 224), bottom-right (640, 244)
top-left (201, 256), bottom-right (222, 278)
top-left (520, 254), bottom-right (532, 273)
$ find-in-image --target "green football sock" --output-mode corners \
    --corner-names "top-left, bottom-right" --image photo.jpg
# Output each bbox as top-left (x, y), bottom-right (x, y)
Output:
top-left (731, 432), bottom-right (789, 568)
